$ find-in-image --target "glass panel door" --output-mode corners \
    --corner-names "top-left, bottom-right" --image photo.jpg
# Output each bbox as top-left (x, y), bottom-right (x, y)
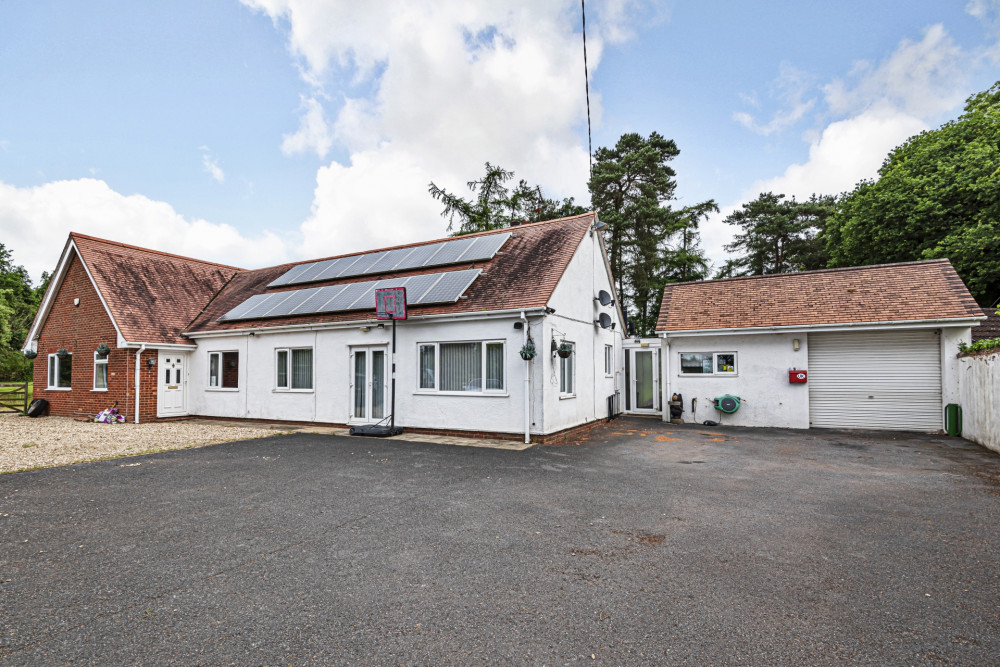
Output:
top-left (628, 348), bottom-right (659, 414)
top-left (351, 347), bottom-right (388, 423)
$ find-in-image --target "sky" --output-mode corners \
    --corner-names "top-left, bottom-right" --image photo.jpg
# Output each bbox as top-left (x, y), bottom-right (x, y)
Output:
top-left (1, 0), bottom-right (999, 284)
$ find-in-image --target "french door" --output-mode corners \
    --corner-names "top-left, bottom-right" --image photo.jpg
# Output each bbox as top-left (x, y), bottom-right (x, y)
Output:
top-left (350, 346), bottom-right (388, 423)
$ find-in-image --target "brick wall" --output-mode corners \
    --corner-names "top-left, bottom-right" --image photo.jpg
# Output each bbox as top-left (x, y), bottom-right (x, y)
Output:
top-left (33, 253), bottom-right (161, 422)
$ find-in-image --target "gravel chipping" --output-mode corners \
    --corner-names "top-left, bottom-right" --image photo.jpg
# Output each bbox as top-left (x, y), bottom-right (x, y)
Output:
top-left (0, 412), bottom-right (283, 473)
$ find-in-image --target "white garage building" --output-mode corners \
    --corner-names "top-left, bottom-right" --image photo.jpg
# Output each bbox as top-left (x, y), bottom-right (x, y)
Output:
top-left (655, 260), bottom-right (985, 432)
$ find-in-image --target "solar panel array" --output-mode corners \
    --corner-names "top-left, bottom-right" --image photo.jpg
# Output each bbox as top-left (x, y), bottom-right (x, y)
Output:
top-left (219, 269), bottom-right (481, 322)
top-left (268, 232), bottom-right (510, 287)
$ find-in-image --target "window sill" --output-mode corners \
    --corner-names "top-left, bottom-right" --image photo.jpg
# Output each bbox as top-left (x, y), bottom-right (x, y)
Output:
top-left (46, 387), bottom-right (72, 391)
top-left (559, 393), bottom-right (576, 400)
top-left (91, 388), bottom-right (108, 393)
top-left (678, 374), bottom-right (738, 378)
top-left (414, 390), bottom-right (509, 397)
top-left (206, 387), bottom-right (240, 392)
top-left (273, 389), bottom-right (314, 394)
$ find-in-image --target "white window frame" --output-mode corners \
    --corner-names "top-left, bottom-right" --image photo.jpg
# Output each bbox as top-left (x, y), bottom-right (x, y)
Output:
top-left (604, 344), bottom-right (613, 377)
top-left (207, 350), bottom-right (240, 391)
top-left (678, 351), bottom-right (738, 376)
top-left (93, 351), bottom-right (108, 392)
top-left (559, 342), bottom-right (576, 398)
top-left (47, 353), bottom-right (72, 391)
top-left (415, 340), bottom-right (507, 395)
top-left (275, 347), bottom-right (314, 392)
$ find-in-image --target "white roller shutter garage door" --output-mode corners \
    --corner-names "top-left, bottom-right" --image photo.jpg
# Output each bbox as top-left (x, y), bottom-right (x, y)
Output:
top-left (808, 330), bottom-right (942, 432)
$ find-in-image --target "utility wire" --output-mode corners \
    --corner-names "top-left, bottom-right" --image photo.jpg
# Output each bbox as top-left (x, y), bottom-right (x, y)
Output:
top-left (581, 0), bottom-right (592, 181)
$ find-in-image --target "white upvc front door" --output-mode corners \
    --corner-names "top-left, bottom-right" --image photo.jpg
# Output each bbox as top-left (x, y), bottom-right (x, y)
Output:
top-left (628, 348), bottom-right (659, 414)
top-left (349, 346), bottom-right (388, 424)
top-left (157, 351), bottom-right (188, 417)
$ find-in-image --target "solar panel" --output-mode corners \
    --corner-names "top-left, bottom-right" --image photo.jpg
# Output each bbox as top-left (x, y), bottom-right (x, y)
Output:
top-left (415, 269), bottom-right (480, 304)
top-left (218, 268), bottom-right (483, 321)
top-left (265, 231), bottom-right (512, 287)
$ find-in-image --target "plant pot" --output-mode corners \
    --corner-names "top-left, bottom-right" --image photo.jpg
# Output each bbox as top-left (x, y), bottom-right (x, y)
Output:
top-left (557, 350), bottom-right (572, 359)
top-left (24, 349), bottom-right (37, 359)
top-left (56, 348), bottom-right (70, 358)
top-left (96, 344), bottom-right (111, 358)
top-left (519, 351), bottom-right (536, 361)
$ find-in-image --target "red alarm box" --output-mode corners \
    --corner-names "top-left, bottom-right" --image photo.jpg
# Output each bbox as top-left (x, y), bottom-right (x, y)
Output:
top-left (789, 369), bottom-right (807, 383)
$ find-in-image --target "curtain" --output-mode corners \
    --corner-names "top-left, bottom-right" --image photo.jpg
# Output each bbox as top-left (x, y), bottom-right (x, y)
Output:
top-left (372, 351), bottom-right (385, 419)
top-left (95, 360), bottom-right (107, 390)
top-left (419, 345), bottom-right (435, 389)
top-left (291, 349), bottom-right (313, 389)
top-left (486, 343), bottom-right (503, 390)
top-left (276, 350), bottom-right (288, 388)
top-left (441, 342), bottom-right (481, 391)
top-left (210, 354), bottom-right (219, 387)
top-left (354, 351), bottom-right (366, 417)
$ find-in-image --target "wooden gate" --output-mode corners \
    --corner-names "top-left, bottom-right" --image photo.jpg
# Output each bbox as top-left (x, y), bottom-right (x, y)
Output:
top-left (0, 382), bottom-right (29, 414)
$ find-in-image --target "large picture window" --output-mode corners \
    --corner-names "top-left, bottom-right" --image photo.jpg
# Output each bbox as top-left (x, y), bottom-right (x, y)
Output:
top-left (47, 353), bottom-right (72, 390)
top-left (93, 352), bottom-right (108, 390)
top-left (275, 348), bottom-right (313, 390)
top-left (208, 351), bottom-right (239, 389)
top-left (417, 341), bottom-right (505, 393)
top-left (559, 342), bottom-right (575, 396)
top-left (679, 352), bottom-right (737, 375)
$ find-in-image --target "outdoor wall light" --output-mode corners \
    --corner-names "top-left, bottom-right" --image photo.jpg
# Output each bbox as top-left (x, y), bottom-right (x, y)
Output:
top-left (793, 338), bottom-right (801, 351)
top-left (377, 323), bottom-right (385, 329)
top-left (147, 357), bottom-right (156, 368)
top-left (360, 326), bottom-right (370, 333)
top-left (73, 298), bottom-right (80, 307)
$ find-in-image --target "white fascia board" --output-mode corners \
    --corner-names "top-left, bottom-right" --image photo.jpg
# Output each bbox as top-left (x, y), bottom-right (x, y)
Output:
top-left (120, 341), bottom-right (197, 351)
top-left (24, 238), bottom-right (130, 351)
top-left (657, 317), bottom-right (986, 338)
top-left (183, 306), bottom-right (549, 339)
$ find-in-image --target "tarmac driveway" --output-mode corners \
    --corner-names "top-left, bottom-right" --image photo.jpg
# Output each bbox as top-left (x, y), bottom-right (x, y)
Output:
top-left (2, 417), bottom-right (999, 665)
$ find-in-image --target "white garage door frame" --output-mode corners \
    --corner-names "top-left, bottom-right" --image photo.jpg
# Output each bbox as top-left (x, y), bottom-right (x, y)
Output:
top-left (808, 329), bottom-right (943, 432)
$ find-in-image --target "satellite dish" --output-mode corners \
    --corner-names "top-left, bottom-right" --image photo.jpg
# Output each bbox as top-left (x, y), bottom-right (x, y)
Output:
top-left (595, 290), bottom-right (614, 307)
top-left (596, 313), bottom-right (612, 329)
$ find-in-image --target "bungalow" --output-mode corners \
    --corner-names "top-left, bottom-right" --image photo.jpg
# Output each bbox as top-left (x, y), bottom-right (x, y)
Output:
top-left (655, 260), bottom-right (985, 432)
top-left (24, 213), bottom-right (626, 442)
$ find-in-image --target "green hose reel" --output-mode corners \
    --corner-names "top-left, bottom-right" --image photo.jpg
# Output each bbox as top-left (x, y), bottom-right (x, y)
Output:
top-left (713, 395), bottom-right (741, 414)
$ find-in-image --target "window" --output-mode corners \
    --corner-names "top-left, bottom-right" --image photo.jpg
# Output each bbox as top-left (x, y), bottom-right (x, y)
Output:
top-left (93, 352), bottom-right (108, 391)
top-left (559, 342), bottom-right (575, 396)
top-left (47, 353), bottom-right (72, 390)
top-left (208, 351), bottom-right (239, 389)
top-left (417, 341), bottom-right (505, 393)
top-left (275, 348), bottom-right (313, 390)
top-left (604, 344), bottom-right (613, 376)
top-left (679, 352), bottom-right (737, 375)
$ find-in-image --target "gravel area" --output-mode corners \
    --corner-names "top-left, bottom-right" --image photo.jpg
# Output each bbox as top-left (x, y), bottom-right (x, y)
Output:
top-left (0, 412), bottom-right (283, 473)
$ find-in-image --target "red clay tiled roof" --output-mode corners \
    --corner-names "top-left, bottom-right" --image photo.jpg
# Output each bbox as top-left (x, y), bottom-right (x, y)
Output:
top-left (656, 259), bottom-right (984, 333)
top-left (972, 306), bottom-right (1000, 342)
top-left (71, 233), bottom-right (242, 345)
top-left (185, 212), bottom-right (596, 334)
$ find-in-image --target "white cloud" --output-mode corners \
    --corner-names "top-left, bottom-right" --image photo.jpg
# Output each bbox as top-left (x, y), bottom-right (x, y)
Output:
top-left (239, 0), bottom-right (645, 255)
top-left (0, 178), bottom-right (289, 282)
top-left (200, 147), bottom-right (226, 183)
top-left (733, 63), bottom-right (817, 136)
top-left (281, 95), bottom-right (334, 158)
top-left (824, 24), bottom-right (966, 119)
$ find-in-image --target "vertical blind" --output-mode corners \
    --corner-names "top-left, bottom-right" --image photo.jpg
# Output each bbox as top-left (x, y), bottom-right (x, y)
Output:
top-left (291, 349), bottom-right (312, 389)
top-left (420, 341), bottom-right (504, 392)
top-left (276, 350), bottom-right (288, 388)
top-left (354, 350), bottom-right (366, 417)
top-left (372, 351), bottom-right (385, 419)
top-left (419, 345), bottom-right (435, 389)
top-left (441, 342), bottom-right (481, 391)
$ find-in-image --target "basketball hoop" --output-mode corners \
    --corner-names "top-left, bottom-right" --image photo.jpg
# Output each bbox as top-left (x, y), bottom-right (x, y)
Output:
top-left (375, 287), bottom-right (407, 320)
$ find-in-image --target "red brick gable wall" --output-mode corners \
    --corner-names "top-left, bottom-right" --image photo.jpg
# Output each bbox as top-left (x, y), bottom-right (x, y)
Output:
top-left (33, 253), bottom-right (161, 422)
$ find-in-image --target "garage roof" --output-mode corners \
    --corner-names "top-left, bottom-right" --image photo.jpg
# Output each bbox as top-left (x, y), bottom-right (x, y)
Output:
top-left (656, 259), bottom-right (985, 333)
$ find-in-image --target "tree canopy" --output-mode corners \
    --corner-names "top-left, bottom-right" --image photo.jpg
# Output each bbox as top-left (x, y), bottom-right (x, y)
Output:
top-left (588, 132), bottom-right (716, 335)
top-left (0, 244), bottom-right (48, 381)
top-left (717, 192), bottom-right (835, 278)
top-left (825, 81), bottom-right (1000, 305)
top-left (429, 162), bottom-right (586, 235)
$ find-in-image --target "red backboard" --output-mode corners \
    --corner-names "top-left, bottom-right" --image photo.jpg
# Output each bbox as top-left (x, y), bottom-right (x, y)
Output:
top-left (375, 287), bottom-right (407, 320)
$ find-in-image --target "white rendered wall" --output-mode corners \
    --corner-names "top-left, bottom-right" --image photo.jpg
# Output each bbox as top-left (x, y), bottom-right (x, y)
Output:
top-left (663, 332), bottom-right (809, 428)
top-left (940, 326), bottom-right (971, 408)
top-left (542, 228), bottom-right (623, 434)
top-left (959, 351), bottom-right (1000, 453)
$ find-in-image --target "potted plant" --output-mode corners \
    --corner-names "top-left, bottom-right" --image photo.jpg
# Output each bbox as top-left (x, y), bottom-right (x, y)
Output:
top-left (23, 349), bottom-right (37, 359)
top-left (519, 340), bottom-right (536, 361)
top-left (556, 342), bottom-right (573, 359)
top-left (56, 348), bottom-right (70, 358)
top-left (96, 343), bottom-right (111, 358)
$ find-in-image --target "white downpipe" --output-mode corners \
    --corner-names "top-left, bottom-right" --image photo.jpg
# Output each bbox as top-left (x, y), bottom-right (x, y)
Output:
top-left (521, 310), bottom-right (530, 445)
top-left (134, 344), bottom-right (146, 424)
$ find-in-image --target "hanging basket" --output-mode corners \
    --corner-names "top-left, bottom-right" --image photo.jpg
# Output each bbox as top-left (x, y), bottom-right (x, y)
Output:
top-left (96, 343), bottom-right (111, 358)
top-left (519, 341), bottom-right (536, 361)
top-left (56, 348), bottom-right (70, 358)
top-left (556, 342), bottom-right (573, 359)
top-left (23, 349), bottom-right (37, 359)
